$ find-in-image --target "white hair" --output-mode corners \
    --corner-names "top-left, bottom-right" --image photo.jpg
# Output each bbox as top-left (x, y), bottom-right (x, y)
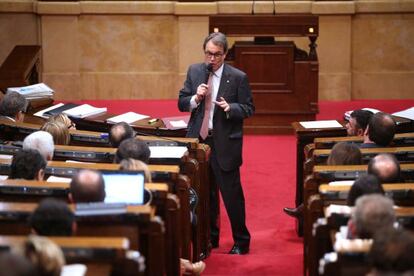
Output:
top-left (23, 131), bottom-right (55, 160)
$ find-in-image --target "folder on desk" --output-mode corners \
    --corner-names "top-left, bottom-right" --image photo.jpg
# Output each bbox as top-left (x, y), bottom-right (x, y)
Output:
top-left (44, 103), bottom-right (79, 117)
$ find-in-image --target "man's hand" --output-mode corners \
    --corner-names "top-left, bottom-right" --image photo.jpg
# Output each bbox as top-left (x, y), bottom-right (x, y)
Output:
top-left (195, 84), bottom-right (209, 104)
top-left (214, 97), bottom-right (230, 112)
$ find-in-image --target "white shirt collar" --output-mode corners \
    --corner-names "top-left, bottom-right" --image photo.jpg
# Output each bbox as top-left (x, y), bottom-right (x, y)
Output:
top-left (213, 63), bottom-right (224, 79)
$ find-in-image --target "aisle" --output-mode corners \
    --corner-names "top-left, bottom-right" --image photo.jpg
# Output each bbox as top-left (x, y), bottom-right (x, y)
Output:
top-left (203, 135), bottom-right (302, 275)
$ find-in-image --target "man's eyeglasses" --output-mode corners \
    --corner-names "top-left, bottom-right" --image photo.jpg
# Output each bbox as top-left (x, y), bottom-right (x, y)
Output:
top-left (205, 51), bottom-right (223, 59)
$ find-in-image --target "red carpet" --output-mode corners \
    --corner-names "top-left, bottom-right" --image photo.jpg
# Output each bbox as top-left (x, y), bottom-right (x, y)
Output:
top-left (72, 98), bottom-right (414, 275)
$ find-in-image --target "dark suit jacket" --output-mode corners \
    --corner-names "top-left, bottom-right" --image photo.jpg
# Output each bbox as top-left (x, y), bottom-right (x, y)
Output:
top-left (178, 63), bottom-right (254, 171)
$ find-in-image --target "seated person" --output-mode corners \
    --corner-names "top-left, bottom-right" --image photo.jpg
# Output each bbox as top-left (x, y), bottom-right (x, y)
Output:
top-left (9, 149), bottom-right (46, 181)
top-left (346, 109), bottom-right (373, 136)
top-left (347, 194), bottom-right (395, 239)
top-left (285, 142), bottom-right (362, 218)
top-left (48, 113), bottom-right (76, 130)
top-left (368, 153), bottom-right (401, 183)
top-left (109, 122), bottom-right (135, 148)
top-left (115, 138), bottom-right (150, 164)
top-left (326, 141), bottom-right (362, 165)
top-left (0, 92), bottom-right (27, 123)
top-left (69, 169), bottom-right (105, 203)
top-left (13, 235), bottom-right (65, 276)
top-left (347, 175), bottom-right (384, 206)
top-left (23, 131), bottom-right (54, 161)
top-left (361, 112), bottom-right (396, 148)
top-left (368, 228), bottom-right (414, 275)
top-left (29, 198), bottom-right (76, 236)
top-left (41, 121), bottom-right (70, 145)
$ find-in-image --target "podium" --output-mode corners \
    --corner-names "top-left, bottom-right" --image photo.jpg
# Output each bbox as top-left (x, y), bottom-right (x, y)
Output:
top-left (210, 14), bottom-right (319, 134)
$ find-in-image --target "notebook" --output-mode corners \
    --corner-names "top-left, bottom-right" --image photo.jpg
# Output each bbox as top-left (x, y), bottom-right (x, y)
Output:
top-left (101, 170), bottom-right (145, 205)
top-left (44, 103), bottom-right (79, 117)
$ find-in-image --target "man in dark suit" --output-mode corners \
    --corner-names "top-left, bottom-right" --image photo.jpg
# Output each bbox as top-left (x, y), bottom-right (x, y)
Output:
top-left (178, 32), bottom-right (254, 255)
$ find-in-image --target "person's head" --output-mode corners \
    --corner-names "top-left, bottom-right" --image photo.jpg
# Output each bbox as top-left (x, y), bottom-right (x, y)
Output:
top-left (14, 235), bottom-right (65, 276)
top-left (351, 194), bottom-right (395, 239)
top-left (327, 142), bottom-right (362, 165)
top-left (203, 32), bottom-right (228, 72)
top-left (120, 158), bottom-right (152, 182)
top-left (0, 92), bottom-right (27, 122)
top-left (366, 112), bottom-right (396, 147)
top-left (346, 109), bottom-right (374, 136)
top-left (109, 122), bottom-right (135, 148)
top-left (347, 174), bottom-right (385, 206)
top-left (29, 198), bottom-right (75, 236)
top-left (115, 138), bottom-right (150, 164)
top-left (41, 121), bottom-right (70, 145)
top-left (369, 228), bottom-right (414, 275)
top-left (48, 113), bottom-right (75, 130)
top-left (368, 153), bottom-right (401, 183)
top-left (0, 251), bottom-right (37, 276)
top-left (69, 169), bottom-right (105, 203)
top-left (9, 149), bottom-right (46, 181)
top-left (23, 131), bottom-right (54, 160)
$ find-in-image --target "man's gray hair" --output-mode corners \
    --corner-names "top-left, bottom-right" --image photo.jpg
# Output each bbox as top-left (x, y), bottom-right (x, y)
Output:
top-left (353, 194), bottom-right (395, 239)
top-left (0, 92), bottom-right (27, 118)
top-left (203, 32), bottom-right (228, 53)
top-left (23, 131), bottom-right (55, 160)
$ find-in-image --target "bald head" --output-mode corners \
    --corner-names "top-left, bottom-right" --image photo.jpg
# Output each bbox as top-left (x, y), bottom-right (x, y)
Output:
top-left (368, 153), bottom-right (400, 183)
top-left (109, 122), bottom-right (135, 148)
top-left (366, 112), bottom-right (396, 146)
top-left (70, 169), bottom-right (105, 203)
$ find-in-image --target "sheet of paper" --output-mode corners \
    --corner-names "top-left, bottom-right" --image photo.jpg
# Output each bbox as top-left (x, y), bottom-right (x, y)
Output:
top-left (328, 180), bottom-right (355, 186)
top-left (47, 175), bottom-right (72, 183)
top-left (63, 104), bottom-right (107, 118)
top-left (61, 264), bottom-right (87, 276)
top-left (149, 146), bottom-right (188, 159)
top-left (107, 111), bottom-right (149, 124)
top-left (170, 120), bottom-right (187, 128)
top-left (325, 204), bottom-right (352, 217)
top-left (392, 107), bottom-right (414, 120)
top-left (7, 83), bottom-right (54, 96)
top-left (0, 175), bottom-right (8, 180)
top-left (34, 102), bottom-right (64, 118)
top-left (0, 154), bottom-right (13, 160)
top-left (300, 120), bottom-right (343, 129)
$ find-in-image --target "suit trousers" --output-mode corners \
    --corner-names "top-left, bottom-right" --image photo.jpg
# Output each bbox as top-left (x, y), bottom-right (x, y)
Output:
top-left (203, 135), bottom-right (251, 247)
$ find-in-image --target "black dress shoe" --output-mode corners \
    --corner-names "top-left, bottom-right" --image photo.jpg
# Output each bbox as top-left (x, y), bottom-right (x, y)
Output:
top-left (228, 244), bottom-right (249, 255)
top-left (283, 204), bottom-right (304, 219)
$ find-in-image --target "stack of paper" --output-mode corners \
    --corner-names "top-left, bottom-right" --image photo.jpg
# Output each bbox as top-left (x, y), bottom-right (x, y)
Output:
top-left (392, 107), bottom-right (414, 120)
top-left (63, 104), bottom-right (107, 119)
top-left (106, 112), bottom-right (149, 124)
top-left (299, 120), bottom-right (343, 129)
top-left (7, 83), bottom-right (54, 99)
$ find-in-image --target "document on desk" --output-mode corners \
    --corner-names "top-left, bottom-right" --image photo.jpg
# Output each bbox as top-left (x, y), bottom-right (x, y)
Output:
top-left (7, 83), bottom-right (54, 99)
top-left (300, 120), bottom-right (343, 129)
top-left (392, 107), bottom-right (414, 120)
top-left (34, 102), bottom-right (65, 118)
top-left (47, 175), bottom-right (72, 183)
top-left (149, 146), bottom-right (188, 159)
top-left (106, 112), bottom-right (149, 124)
top-left (63, 104), bottom-right (107, 119)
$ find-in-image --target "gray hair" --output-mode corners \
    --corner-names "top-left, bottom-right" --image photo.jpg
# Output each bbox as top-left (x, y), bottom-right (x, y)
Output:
top-left (352, 194), bottom-right (395, 239)
top-left (23, 131), bottom-right (55, 160)
top-left (203, 32), bottom-right (228, 53)
top-left (0, 92), bottom-right (27, 118)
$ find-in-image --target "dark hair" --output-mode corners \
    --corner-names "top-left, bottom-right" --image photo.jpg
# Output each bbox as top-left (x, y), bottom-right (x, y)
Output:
top-left (70, 169), bottom-right (105, 203)
top-left (109, 122), bottom-right (135, 148)
top-left (9, 149), bottom-right (47, 180)
top-left (347, 174), bottom-right (384, 206)
top-left (115, 138), bottom-right (150, 164)
top-left (350, 109), bottom-right (373, 132)
top-left (369, 228), bottom-right (414, 274)
top-left (368, 153), bottom-right (401, 183)
top-left (203, 32), bottom-right (228, 53)
top-left (0, 92), bottom-right (27, 118)
top-left (327, 142), bottom-right (362, 165)
top-left (368, 112), bottom-right (396, 147)
top-left (29, 198), bottom-right (75, 236)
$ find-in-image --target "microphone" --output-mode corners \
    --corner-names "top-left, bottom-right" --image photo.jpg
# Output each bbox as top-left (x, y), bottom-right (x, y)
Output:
top-left (251, 0), bottom-right (255, 15)
top-left (204, 63), bottom-right (213, 84)
top-left (272, 0), bottom-right (276, 15)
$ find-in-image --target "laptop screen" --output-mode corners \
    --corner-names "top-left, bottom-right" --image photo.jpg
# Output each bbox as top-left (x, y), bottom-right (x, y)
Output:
top-left (101, 171), bottom-right (145, 205)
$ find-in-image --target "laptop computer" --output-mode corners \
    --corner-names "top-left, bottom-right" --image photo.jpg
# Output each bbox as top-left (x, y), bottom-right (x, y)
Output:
top-left (101, 170), bottom-right (145, 205)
